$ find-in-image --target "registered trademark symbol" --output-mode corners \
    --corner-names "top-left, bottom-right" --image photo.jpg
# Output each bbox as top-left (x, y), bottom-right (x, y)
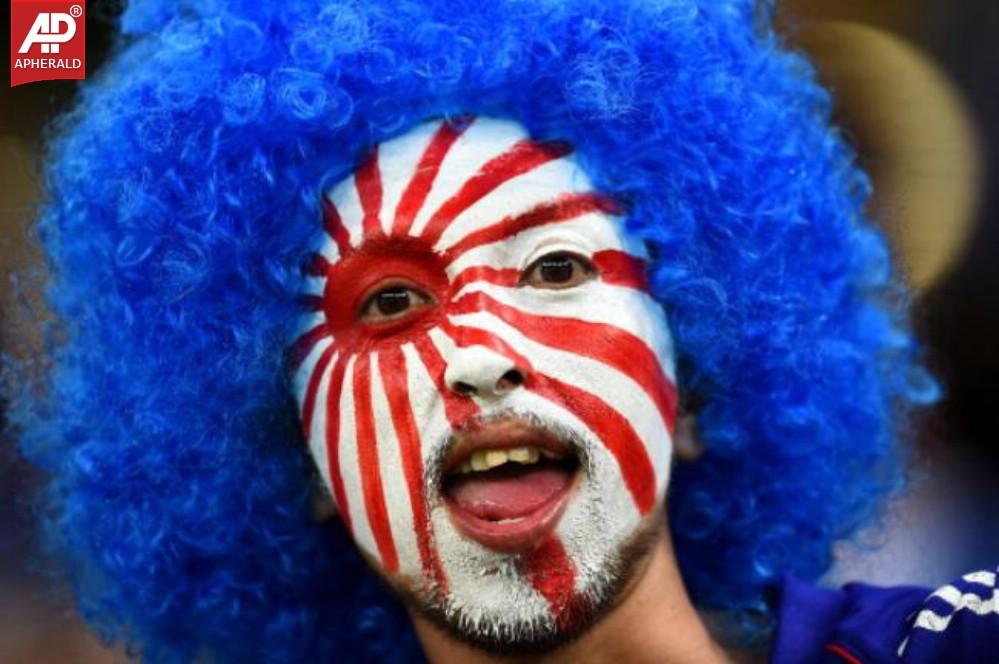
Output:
top-left (70, 4), bottom-right (83, 17)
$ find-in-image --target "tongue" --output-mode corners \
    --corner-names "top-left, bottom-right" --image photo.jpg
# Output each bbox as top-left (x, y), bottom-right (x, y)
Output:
top-left (446, 464), bottom-right (572, 521)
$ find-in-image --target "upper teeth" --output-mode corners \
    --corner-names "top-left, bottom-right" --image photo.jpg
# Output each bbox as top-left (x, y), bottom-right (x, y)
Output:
top-left (458, 446), bottom-right (562, 474)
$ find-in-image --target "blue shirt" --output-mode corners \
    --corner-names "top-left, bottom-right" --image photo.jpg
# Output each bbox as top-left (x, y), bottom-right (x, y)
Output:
top-left (771, 566), bottom-right (999, 663)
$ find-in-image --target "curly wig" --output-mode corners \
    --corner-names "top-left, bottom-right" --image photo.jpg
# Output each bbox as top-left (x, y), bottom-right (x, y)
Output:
top-left (12, 0), bottom-right (935, 661)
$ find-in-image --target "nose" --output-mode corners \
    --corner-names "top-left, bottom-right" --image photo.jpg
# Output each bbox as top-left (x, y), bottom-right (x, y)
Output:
top-left (444, 345), bottom-right (526, 399)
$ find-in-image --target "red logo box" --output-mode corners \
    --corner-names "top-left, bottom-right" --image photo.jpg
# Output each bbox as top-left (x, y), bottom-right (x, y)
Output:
top-left (10, 0), bottom-right (86, 87)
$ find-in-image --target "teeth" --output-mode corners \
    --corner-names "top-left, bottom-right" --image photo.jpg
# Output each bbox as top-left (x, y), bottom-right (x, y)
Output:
top-left (458, 446), bottom-right (560, 474)
top-left (508, 447), bottom-right (532, 462)
top-left (486, 450), bottom-right (508, 468)
top-left (470, 453), bottom-right (490, 472)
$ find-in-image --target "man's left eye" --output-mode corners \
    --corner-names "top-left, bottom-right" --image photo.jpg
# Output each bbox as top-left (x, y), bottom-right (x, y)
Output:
top-left (358, 284), bottom-right (433, 323)
top-left (521, 252), bottom-right (595, 289)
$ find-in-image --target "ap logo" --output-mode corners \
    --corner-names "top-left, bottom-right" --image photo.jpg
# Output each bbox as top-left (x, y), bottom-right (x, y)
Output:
top-left (10, 1), bottom-right (86, 87)
top-left (18, 11), bottom-right (78, 54)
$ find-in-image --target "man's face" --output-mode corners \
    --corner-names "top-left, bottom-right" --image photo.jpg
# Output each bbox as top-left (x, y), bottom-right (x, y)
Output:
top-left (292, 117), bottom-right (677, 649)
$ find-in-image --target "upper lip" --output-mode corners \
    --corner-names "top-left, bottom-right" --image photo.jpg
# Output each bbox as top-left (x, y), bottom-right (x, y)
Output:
top-left (441, 417), bottom-right (575, 476)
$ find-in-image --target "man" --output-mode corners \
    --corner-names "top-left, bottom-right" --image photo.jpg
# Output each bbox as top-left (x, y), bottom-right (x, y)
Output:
top-left (293, 116), bottom-right (720, 661)
top-left (16, 0), bottom-right (989, 662)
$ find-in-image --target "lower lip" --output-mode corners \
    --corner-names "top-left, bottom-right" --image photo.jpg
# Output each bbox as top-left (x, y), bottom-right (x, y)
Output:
top-left (443, 474), bottom-right (577, 553)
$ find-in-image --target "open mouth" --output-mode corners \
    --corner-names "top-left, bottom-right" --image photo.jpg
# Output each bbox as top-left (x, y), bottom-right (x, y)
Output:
top-left (440, 419), bottom-right (581, 553)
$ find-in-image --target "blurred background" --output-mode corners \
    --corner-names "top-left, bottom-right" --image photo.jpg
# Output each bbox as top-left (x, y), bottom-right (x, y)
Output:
top-left (1, 1), bottom-right (997, 661)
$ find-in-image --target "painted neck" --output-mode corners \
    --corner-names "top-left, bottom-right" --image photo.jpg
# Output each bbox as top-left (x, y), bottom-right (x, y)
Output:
top-left (411, 530), bottom-right (730, 664)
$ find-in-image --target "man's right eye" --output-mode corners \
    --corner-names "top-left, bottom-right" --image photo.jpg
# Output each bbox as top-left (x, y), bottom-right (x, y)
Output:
top-left (358, 283), bottom-right (433, 324)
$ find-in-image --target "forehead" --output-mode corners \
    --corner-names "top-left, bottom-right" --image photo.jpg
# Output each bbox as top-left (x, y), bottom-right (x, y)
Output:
top-left (320, 117), bottom-right (646, 262)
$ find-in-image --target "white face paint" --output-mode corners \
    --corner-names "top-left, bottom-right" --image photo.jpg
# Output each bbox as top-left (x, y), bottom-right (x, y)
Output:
top-left (291, 117), bottom-right (677, 648)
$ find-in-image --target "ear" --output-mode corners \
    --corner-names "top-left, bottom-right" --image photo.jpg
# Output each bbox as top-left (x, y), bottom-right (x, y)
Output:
top-left (673, 412), bottom-right (705, 462)
top-left (312, 483), bottom-right (338, 522)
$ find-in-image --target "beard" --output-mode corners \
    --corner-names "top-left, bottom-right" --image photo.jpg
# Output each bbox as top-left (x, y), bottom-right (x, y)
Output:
top-left (398, 512), bottom-right (664, 655)
top-left (372, 401), bottom-right (669, 655)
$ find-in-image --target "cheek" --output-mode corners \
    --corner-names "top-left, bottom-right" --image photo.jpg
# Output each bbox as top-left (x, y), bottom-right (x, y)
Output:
top-left (309, 345), bottom-right (456, 589)
top-left (451, 285), bottom-right (676, 514)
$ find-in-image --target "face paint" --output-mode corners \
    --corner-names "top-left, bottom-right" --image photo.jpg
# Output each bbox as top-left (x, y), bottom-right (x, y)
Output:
top-left (292, 117), bottom-right (677, 647)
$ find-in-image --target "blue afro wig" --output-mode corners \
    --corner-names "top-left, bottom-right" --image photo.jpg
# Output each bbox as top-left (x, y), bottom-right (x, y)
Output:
top-left (12, 0), bottom-right (935, 661)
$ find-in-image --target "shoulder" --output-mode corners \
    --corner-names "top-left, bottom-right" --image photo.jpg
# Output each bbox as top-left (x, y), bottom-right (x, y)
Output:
top-left (896, 567), bottom-right (999, 663)
top-left (770, 566), bottom-right (999, 664)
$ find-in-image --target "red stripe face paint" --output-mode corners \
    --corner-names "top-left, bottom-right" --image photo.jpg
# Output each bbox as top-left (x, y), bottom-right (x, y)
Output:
top-left (291, 118), bottom-right (677, 647)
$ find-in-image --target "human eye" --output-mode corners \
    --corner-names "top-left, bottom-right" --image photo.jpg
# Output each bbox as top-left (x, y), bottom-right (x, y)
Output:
top-left (358, 281), bottom-right (434, 323)
top-left (521, 251), bottom-right (595, 289)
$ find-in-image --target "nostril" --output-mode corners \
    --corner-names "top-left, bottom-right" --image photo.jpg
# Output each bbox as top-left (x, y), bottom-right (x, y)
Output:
top-left (453, 381), bottom-right (478, 397)
top-left (497, 369), bottom-right (524, 392)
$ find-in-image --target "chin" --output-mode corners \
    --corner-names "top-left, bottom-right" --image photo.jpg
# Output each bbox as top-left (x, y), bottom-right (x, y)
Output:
top-left (389, 508), bottom-right (664, 655)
